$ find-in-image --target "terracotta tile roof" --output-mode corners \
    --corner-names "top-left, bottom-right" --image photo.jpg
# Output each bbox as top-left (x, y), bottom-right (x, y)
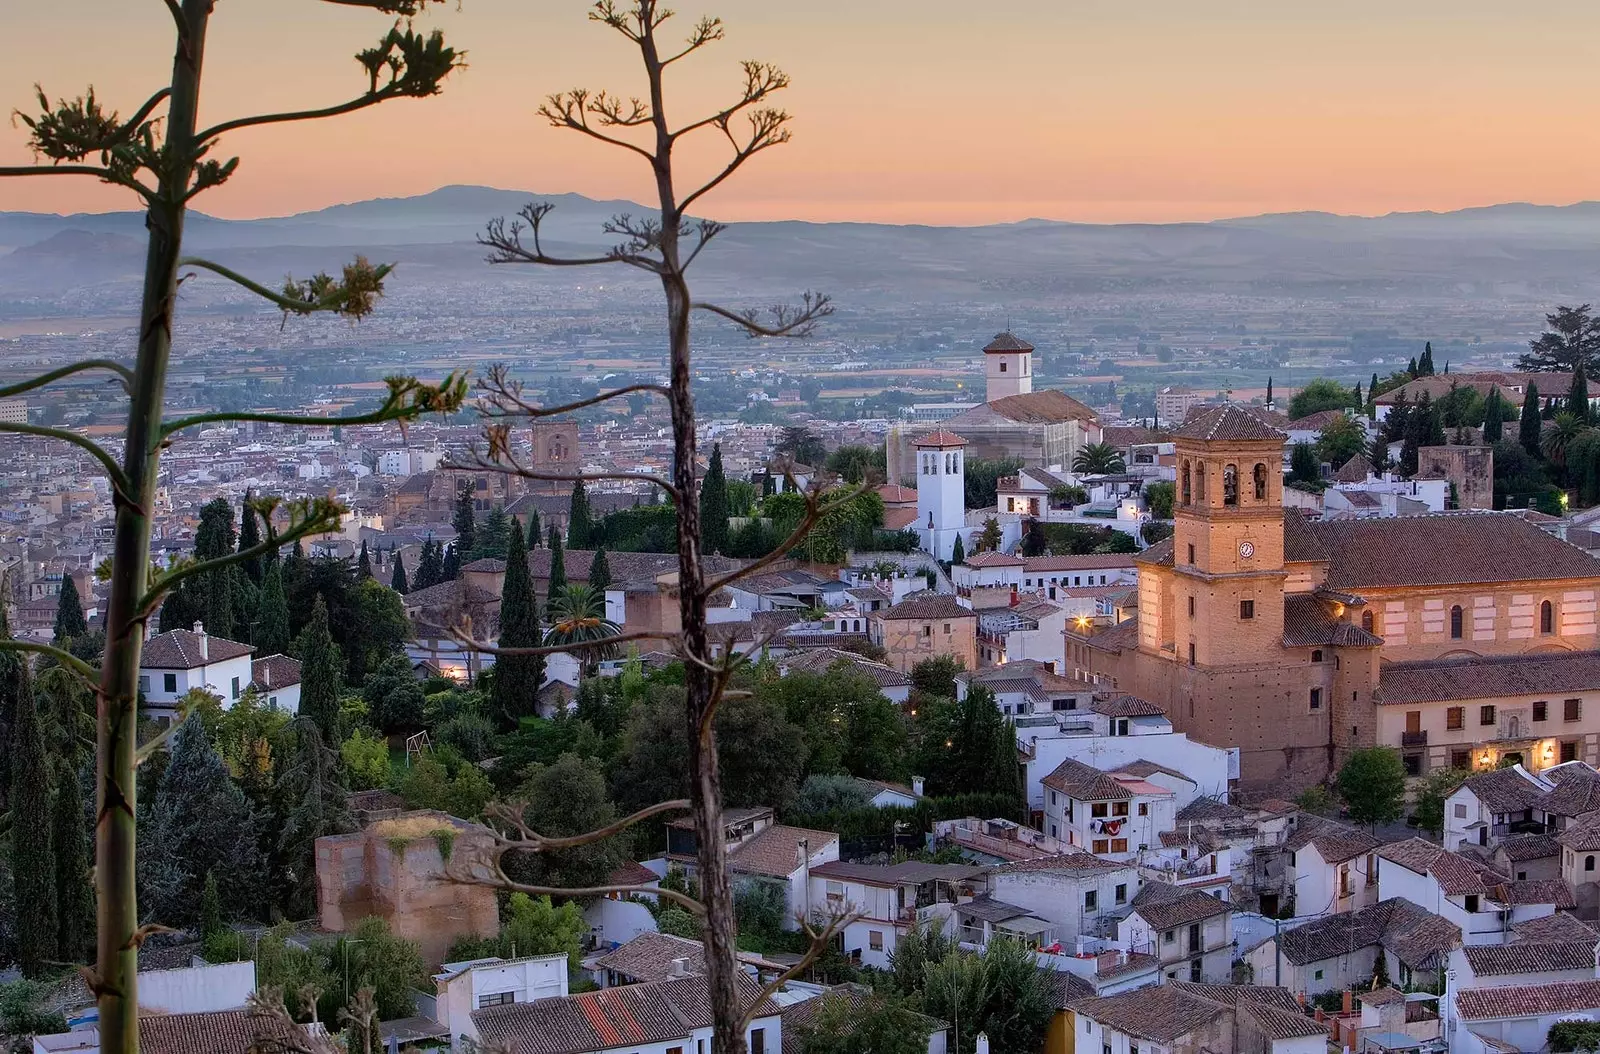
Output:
top-left (607, 861), bottom-right (659, 888)
top-left (779, 648), bottom-right (910, 688)
top-left (727, 824), bottom-right (838, 879)
top-left (591, 932), bottom-right (705, 981)
top-left (1083, 613), bottom-right (1140, 653)
top-left (138, 1010), bottom-right (260, 1054)
top-left (1173, 405), bottom-right (1286, 443)
top-left (1558, 813), bottom-right (1600, 852)
top-left (1089, 694), bottom-right (1165, 717)
top-left (1499, 833), bottom-right (1560, 862)
top-left (963, 551), bottom-right (1025, 568)
top-left (1499, 879), bottom-right (1576, 908)
top-left (991, 851), bottom-right (1127, 876)
top-left (1539, 765), bottom-right (1600, 819)
top-left (1455, 979), bottom-right (1600, 1021)
top-left (1379, 652), bottom-right (1600, 706)
top-left (1021, 554), bottom-right (1137, 572)
top-left (1067, 985), bottom-right (1225, 1045)
top-left (1284, 815), bottom-right (1378, 863)
top-left (1176, 798), bottom-right (1248, 824)
top-left (1235, 1001), bottom-right (1328, 1041)
top-left (1286, 409), bottom-right (1347, 431)
top-left (1334, 453), bottom-right (1376, 482)
top-left (1102, 425), bottom-right (1169, 448)
top-left (474, 973), bottom-right (772, 1054)
top-left (1280, 594), bottom-right (1383, 648)
top-left (877, 595), bottom-right (972, 621)
top-left (250, 654), bottom-right (301, 692)
top-left (876, 485), bottom-right (917, 503)
top-left (1453, 768), bottom-right (1550, 813)
top-left (956, 895), bottom-right (1035, 923)
top-left (985, 390), bottom-right (1098, 425)
top-left (1114, 759), bottom-right (1191, 784)
top-left (1309, 512), bottom-right (1600, 589)
top-left (912, 430), bottom-right (968, 448)
top-left (1276, 898), bottom-right (1460, 968)
top-left (983, 332), bottom-right (1035, 353)
top-left (1129, 883), bottom-right (1229, 930)
top-left (1164, 981), bottom-right (1300, 1014)
top-left (1042, 757), bottom-right (1131, 801)
top-left (1356, 987), bottom-right (1408, 1007)
top-left (1378, 837), bottom-right (1508, 895)
top-left (141, 627), bottom-right (252, 670)
top-left (1514, 913), bottom-right (1599, 943)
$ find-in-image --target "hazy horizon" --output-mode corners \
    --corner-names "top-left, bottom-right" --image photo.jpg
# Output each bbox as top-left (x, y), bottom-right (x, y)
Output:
top-left (9, 1), bottom-right (1600, 225)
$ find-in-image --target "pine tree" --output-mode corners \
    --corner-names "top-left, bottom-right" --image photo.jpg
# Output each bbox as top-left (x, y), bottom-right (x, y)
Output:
top-left (356, 540), bottom-right (373, 580)
top-left (453, 482), bottom-right (477, 557)
top-left (53, 576), bottom-right (88, 645)
top-left (1521, 384), bottom-right (1543, 457)
top-left (238, 493), bottom-right (264, 586)
top-left (491, 518), bottom-right (543, 730)
top-left (526, 508), bottom-right (542, 548)
top-left (254, 563), bottom-right (291, 658)
top-left (442, 543), bottom-right (460, 582)
top-left (1571, 361), bottom-right (1592, 425)
top-left (700, 443), bottom-right (730, 555)
top-left (11, 654), bottom-right (57, 976)
top-left (275, 720), bottom-right (352, 918)
top-left (547, 526), bottom-right (567, 604)
top-left (568, 480), bottom-right (594, 550)
top-left (1483, 389), bottom-right (1505, 443)
top-left (588, 547), bottom-right (613, 592)
top-left (414, 539), bottom-right (442, 591)
top-left (294, 596), bottom-right (343, 744)
top-left (52, 757), bottom-right (92, 964)
top-left (390, 553), bottom-right (408, 595)
top-left (478, 506), bottom-right (510, 561)
top-left (950, 534), bottom-right (965, 565)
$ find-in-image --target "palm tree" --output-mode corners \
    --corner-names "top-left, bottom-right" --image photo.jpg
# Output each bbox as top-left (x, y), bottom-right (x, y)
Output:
top-left (545, 584), bottom-right (622, 670)
top-left (1072, 442), bottom-right (1126, 475)
top-left (1543, 412), bottom-right (1587, 468)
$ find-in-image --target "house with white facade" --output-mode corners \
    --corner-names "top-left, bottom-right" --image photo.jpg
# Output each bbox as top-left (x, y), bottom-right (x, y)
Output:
top-left (1377, 837), bottom-right (1567, 945)
top-left (1245, 898), bottom-right (1461, 998)
top-left (1068, 982), bottom-right (1326, 1054)
top-left (967, 852), bottom-right (1140, 953)
top-left (1282, 815), bottom-right (1380, 919)
top-left (1118, 882), bottom-right (1233, 984)
top-left (473, 973), bottom-right (783, 1054)
top-left (429, 955), bottom-right (569, 1050)
top-left (1452, 979), bottom-right (1600, 1054)
top-left (137, 622), bottom-right (255, 718)
top-left (728, 825), bottom-right (840, 932)
top-left (249, 654), bottom-right (302, 713)
top-left (954, 553), bottom-right (1138, 609)
top-left (1445, 765), bottom-right (1552, 852)
top-left (975, 598), bottom-right (1067, 669)
top-left (804, 860), bottom-right (985, 969)
top-left (1039, 756), bottom-right (1176, 859)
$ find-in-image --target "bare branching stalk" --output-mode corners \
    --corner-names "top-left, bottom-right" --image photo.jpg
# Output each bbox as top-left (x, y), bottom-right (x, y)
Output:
top-left (460, 4), bottom-right (833, 1050)
top-left (3, 6), bottom-right (463, 1053)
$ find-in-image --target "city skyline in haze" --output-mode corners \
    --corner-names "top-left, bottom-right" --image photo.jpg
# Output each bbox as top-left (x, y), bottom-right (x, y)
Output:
top-left (7, 0), bottom-right (1600, 225)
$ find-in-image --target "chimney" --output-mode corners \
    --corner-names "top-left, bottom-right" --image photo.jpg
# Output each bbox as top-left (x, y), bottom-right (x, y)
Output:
top-left (1342, 990), bottom-right (1353, 1015)
top-left (193, 621), bottom-right (208, 661)
top-left (912, 776), bottom-right (925, 798)
top-left (669, 956), bottom-right (691, 978)
top-left (975, 1034), bottom-right (989, 1054)
top-left (262, 662), bottom-right (272, 689)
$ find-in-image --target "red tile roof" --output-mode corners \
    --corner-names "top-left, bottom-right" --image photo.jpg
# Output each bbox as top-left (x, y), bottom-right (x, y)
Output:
top-left (983, 332), bottom-right (1035, 353)
top-left (1173, 405), bottom-right (1286, 443)
top-left (986, 390), bottom-right (1098, 424)
top-left (141, 627), bottom-right (252, 670)
top-left (912, 430), bottom-right (968, 448)
top-left (1455, 979), bottom-right (1600, 1021)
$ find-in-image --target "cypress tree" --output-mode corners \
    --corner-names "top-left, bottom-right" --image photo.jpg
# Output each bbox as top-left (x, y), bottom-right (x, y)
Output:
top-left (1368, 431), bottom-right (1390, 474)
top-left (1369, 372), bottom-right (1379, 406)
top-left (254, 563), bottom-right (291, 658)
top-left (238, 493), bottom-right (263, 585)
top-left (1408, 356), bottom-right (1419, 378)
top-left (1425, 395), bottom-right (1447, 448)
top-left (356, 540), bottom-right (373, 579)
top-left (199, 871), bottom-right (222, 939)
top-left (1265, 377), bottom-right (1273, 408)
top-left (761, 470), bottom-right (775, 498)
top-left (294, 596), bottom-right (343, 744)
top-left (492, 521), bottom-right (543, 730)
top-left (1571, 361), bottom-right (1592, 425)
top-left (11, 654), bottom-right (57, 976)
top-left (1420, 342), bottom-right (1435, 376)
top-left (1352, 381), bottom-right (1362, 408)
top-left (1483, 389), bottom-right (1504, 443)
top-left (526, 508), bottom-right (542, 548)
top-left (390, 553), bottom-right (408, 595)
top-left (453, 482), bottom-right (477, 557)
top-left (950, 534), bottom-right (965, 565)
top-left (1521, 384), bottom-right (1543, 456)
top-left (568, 480), bottom-right (594, 550)
top-left (415, 540), bottom-right (442, 590)
top-left (53, 576), bottom-right (88, 645)
top-left (53, 757), bottom-right (92, 964)
top-left (275, 721), bottom-right (352, 918)
top-left (547, 526), bottom-right (567, 603)
top-left (588, 547), bottom-right (613, 592)
top-left (479, 506), bottom-right (510, 560)
top-left (0, 608), bottom-right (19, 810)
top-left (700, 443), bottom-right (730, 556)
top-left (442, 543), bottom-right (460, 582)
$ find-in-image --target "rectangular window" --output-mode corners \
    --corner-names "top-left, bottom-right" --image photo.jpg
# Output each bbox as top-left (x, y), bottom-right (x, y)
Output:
top-left (1163, 930), bottom-right (1175, 944)
top-left (1188, 642), bottom-right (1197, 665)
top-left (1309, 688), bottom-right (1322, 711)
top-left (1093, 839), bottom-right (1109, 854)
top-left (1112, 802), bottom-right (1130, 817)
top-left (1084, 890), bottom-right (1098, 912)
top-left (1563, 741), bottom-right (1579, 763)
top-left (1049, 791), bottom-right (1057, 806)
top-left (1138, 803), bottom-right (1149, 816)
top-left (1452, 750), bottom-right (1471, 770)
top-left (1566, 698), bottom-right (1582, 722)
top-left (138, 675), bottom-right (150, 694)
top-left (1188, 923), bottom-right (1202, 950)
top-left (1187, 544), bottom-right (1195, 563)
top-left (1190, 958), bottom-right (1203, 982)
top-left (1188, 596), bottom-right (1195, 617)
top-left (943, 623), bottom-right (951, 634)
top-left (922, 625), bottom-right (931, 638)
top-left (1464, 894), bottom-right (1480, 913)
top-left (163, 673), bottom-right (177, 694)
top-left (826, 881), bottom-right (844, 903)
top-left (1092, 803), bottom-right (1108, 818)
top-left (1481, 705), bottom-right (1497, 726)
top-left (231, 675), bottom-right (241, 699)
top-left (1446, 706), bottom-right (1464, 730)
top-left (1454, 803), bottom-right (1468, 819)
top-left (1239, 600), bottom-right (1254, 620)
top-left (1111, 838), bottom-right (1128, 853)
top-left (869, 930), bottom-right (883, 951)
top-left (477, 993), bottom-right (515, 1008)
top-left (1115, 883), bottom-right (1127, 904)
top-left (1314, 969), bottom-right (1324, 981)
top-left (1534, 701), bottom-right (1549, 722)
top-left (751, 1029), bottom-right (766, 1054)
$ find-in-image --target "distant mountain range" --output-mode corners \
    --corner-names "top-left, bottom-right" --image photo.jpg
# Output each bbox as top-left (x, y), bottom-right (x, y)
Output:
top-left (6, 185), bottom-right (1600, 301)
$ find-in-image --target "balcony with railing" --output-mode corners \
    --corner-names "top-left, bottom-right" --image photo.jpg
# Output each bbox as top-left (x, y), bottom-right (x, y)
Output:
top-left (1401, 730), bottom-right (1428, 747)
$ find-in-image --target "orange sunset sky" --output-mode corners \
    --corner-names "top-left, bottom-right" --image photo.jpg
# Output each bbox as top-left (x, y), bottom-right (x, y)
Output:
top-left (6, 0), bottom-right (1600, 225)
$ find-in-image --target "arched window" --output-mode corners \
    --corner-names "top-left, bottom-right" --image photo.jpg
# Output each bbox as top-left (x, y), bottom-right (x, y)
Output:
top-left (1361, 610), bottom-right (1374, 633)
top-left (1195, 462), bottom-right (1207, 503)
top-left (1223, 464), bottom-right (1238, 506)
top-left (1450, 605), bottom-right (1464, 640)
top-left (1181, 462), bottom-right (1192, 505)
top-left (1311, 649), bottom-right (1324, 663)
top-left (1542, 600), bottom-right (1555, 635)
top-left (1253, 463), bottom-right (1268, 502)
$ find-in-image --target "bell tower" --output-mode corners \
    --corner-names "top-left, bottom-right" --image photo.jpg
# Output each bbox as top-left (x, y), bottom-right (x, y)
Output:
top-left (915, 429), bottom-right (968, 561)
top-left (1169, 406), bottom-right (1289, 667)
top-left (983, 332), bottom-right (1034, 401)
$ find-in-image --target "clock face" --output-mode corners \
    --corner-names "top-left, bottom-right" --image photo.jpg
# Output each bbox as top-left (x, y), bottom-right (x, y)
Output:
top-left (1238, 541), bottom-right (1255, 559)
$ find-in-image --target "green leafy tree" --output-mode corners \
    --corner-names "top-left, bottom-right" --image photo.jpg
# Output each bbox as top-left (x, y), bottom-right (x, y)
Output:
top-left (922, 939), bottom-right (1055, 1054)
top-left (567, 480), bottom-right (595, 551)
top-left (339, 916), bottom-right (427, 1021)
top-left (390, 553), bottom-right (408, 595)
top-left (700, 443), bottom-right (731, 555)
top-left (1412, 766), bottom-right (1469, 837)
top-left (12, 656), bottom-right (57, 976)
top-left (361, 654), bottom-right (427, 735)
top-left (449, 892), bottom-right (588, 970)
top-left (962, 457), bottom-right (1024, 510)
top-left (1071, 442), bottom-right (1126, 474)
top-left (453, 483), bottom-right (477, 558)
top-left (790, 774), bottom-right (873, 816)
top-left (776, 426), bottom-right (828, 467)
top-left (238, 495), bottom-right (264, 586)
top-left (1315, 412), bottom-right (1368, 470)
top-left (1335, 747), bottom-right (1409, 827)
top-left (340, 729), bottom-right (392, 792)
top-left (1144, 480), bottom-right (1175, 519)
top-left (294, 597), bottom-right (343, 744)
top-left (974, 518), bottom-right (1003, 553)
top-left (1289, 442), bottom-right (1321, 484)
top-left (910, 656), bottom-right (964, 702)
top-left (1288, 378), bottom-right (1359, 420)
top-left (491, 521), bottom-right (543, 730)
top-left (888, 922), bottom-right (952, 997)
top-left (396, 750), bottom-right (492, 819)
top-left (1518, 304), bottom-right (1600, 373)
top-left (915, 686), bottom-right (1021, 802)
top-left (509, 753), bottom-right (628, 891)
top-left (198, 871), bottom-right (222, 940)
top-left (478, 506), bottom-right (510, 562)
top-left (1521, 384), bottom-right (1544, 456)
top-left (53, 576), bottom-right (89, 646)
top-left (253, 563), bottom-right (291, 657)
top-left (275, 720), bottom-right (353, 918)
